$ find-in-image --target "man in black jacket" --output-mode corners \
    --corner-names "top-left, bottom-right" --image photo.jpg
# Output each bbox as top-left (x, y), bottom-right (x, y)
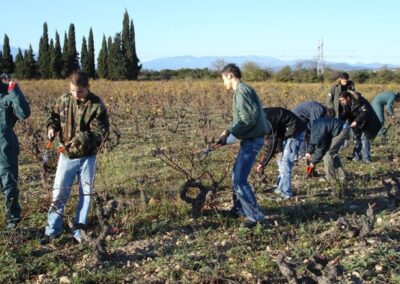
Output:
top-left (339, 91), bottom-right (381, 163)
top-left (256, 107), bottom-right (306, 199)
top-left (306, 117), bottom-right (348, 181)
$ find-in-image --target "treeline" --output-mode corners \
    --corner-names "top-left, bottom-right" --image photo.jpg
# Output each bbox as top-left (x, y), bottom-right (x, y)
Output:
top-left (140, 62), bottom-right (400, 84)
top-left (0, 11), bottom-right (141, 81)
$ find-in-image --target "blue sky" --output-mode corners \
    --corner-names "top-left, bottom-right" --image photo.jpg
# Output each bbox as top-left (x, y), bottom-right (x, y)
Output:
top-left (2, 0), bottom-right (399, 64)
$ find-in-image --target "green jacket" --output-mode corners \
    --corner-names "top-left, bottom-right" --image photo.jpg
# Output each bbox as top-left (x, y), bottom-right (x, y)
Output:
top-left (227, 82), bottom-right (270, 139)
top-left (325, 80), bottom-right (355, 119)
top-left (47, 92), bottom-right (109, 159)
top-left (371, 91), bottom-right (398, 116)
top-left (0, 82), bottom-right (31, 166)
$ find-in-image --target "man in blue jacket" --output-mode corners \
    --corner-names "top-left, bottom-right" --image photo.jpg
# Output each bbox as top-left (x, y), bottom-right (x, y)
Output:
top-left (371, 91), bottom-right (400, 136)
top-left (0, 76), bottom-right (31, 229)
top-left (306, 117), bottom-right (348, 181)
top-left (218, 63), bottom-right (270, 228)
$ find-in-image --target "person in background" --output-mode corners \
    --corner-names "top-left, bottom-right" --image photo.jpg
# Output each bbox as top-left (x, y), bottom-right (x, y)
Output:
top-left (40, 71), bottom-right (109, 244)
top-left (326, 72), bottom-right (355, 120)
top-left (0, 73), bottom-right (31, 229)
top-left (218, 63), bottom-right (270, 228)
top-left (371, 91), bottom-right (400, 137)
top-left (256, 107), bottom-right (306, 199)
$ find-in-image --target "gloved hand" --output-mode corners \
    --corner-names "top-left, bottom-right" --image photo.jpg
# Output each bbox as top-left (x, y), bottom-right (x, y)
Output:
top-left (216, 130), bottom-right (230, 146)
top-left (306, 163), bottom-right (315, 177)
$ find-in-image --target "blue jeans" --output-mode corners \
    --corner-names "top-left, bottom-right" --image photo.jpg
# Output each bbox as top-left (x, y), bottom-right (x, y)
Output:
top-left (353, 131), bottom-right (371, 162)
top-left (231, 137), bottom-right (265, 222)
top-left (45, 154), bottom-right (96, 238)
top-left (277, 133), bottom-right (304, 198)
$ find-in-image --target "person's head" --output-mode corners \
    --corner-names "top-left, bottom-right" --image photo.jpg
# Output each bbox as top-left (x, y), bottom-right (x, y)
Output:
top-left (339, 91), bottom-right (353, 106)
top-left (339, 72), bottom-right (350, 86)
top-left (326, 107), bottom-right (336, 117)
top-left (70, 70), bottom-right (89, 101)
top-left (221, 63), bottom-right (241, 90)
top-left (395, 92), bottom-right (400, 102)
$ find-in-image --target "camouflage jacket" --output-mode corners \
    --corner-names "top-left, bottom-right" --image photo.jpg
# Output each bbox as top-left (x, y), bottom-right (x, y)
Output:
top-left (46, 92), bottom-right (109, 159)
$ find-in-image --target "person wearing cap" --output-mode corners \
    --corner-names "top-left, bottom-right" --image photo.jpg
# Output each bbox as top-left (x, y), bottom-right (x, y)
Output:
top-left (0, 76), bottom-right (31, 229)
top-left (371, 91), bottom-right (400, 137)
top-left (256, 107), bottom-right (307, 199)
top-left (218, 63), bottom-right (270, 228)
top-left (40, 71), bottom-right (109, 244)
top-left (339, 91), bottom-right (381, 163)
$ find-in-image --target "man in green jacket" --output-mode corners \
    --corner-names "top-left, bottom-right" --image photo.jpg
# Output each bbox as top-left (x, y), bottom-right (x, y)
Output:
top-left (218, 64), bottom-right (270, 228)
top-left (0, 75), bottom-right (31, 229)
top-left (326, 72), bottom-right (355, 120)
top-left (40, 71), bottom-right (109, 244)
top-left (371, 91), bottom-right (400, 136)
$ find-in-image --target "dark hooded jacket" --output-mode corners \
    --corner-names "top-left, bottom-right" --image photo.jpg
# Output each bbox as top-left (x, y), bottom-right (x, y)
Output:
top-left (259, 107), bottom-right (306, 167)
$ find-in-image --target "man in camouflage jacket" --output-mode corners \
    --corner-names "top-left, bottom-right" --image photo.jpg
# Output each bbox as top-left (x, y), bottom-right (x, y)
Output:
top-left (41, 71), bottom-right (109, 244)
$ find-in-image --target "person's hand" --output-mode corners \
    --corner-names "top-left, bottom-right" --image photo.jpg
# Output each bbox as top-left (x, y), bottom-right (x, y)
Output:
top-left (350, 121), bottom-right (357, 128)
top-left (216, 130), bottom-right (230, 146)
top-left (305, 153), bottom-right (312, 161)
top-left (256, 163), bottom-right (264, 174)
top-left (48, 128), bottom-right (55, 141)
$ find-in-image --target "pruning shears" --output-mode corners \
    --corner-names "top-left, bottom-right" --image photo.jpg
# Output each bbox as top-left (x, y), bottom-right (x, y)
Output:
top-left (199, 143), bottom-right (222, 159)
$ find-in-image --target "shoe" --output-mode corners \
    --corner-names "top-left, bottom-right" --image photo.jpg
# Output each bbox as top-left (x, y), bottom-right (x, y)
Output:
top-left (239, 219), bottom-right (258, 229)
top-left (39, 235), bottom-right (57, 245)
top-left (220, 208), bottom-right (244, 219)
top-left (363, 160), bottom-right (371, 164)
top-left (73, 236), bottom-right (82, 244)
top-left (273, 188), bottom-right (281, 195)
top-left (6, 222), bottom-right (18, 230)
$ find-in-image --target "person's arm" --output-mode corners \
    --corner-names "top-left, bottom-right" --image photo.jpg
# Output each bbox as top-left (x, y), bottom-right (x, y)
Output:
top-left (325, 86), bottom-right (335, 109)
top-left (386, 95), bottom-right (396, 116)
top-left (8, 82), bottom-right (31, 120)
top-left (46, 96), bottom-right (62, 134)
top-left (258, 133), bottom-right (277, 168)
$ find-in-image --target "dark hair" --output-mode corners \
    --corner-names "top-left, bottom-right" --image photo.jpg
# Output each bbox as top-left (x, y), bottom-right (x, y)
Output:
top-left (221, 63), bottom-right (242, 79)
top-left (70, 70), bottom-right (89, 87)
top-left (339, 91), bottom-right (352, 99)
top-left (339, 72), bottom-right (349, 80)
top-left (326, 108), bottom-right (336, 117)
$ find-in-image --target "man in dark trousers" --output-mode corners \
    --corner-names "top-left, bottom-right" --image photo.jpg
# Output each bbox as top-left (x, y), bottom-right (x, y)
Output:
top-left (256, 107), bottom-right (307, 199)
top-left (371, 91), bottom-right (400, 137)
top-left (0, 75), bottom-right (31, 229)
top-left (292, 101), bottom-right (327, 158)
top-left (218, 63), bottom-right (270, 228)
top-left (339, 91), bottom-right (381, 163)
top-left (306, 117), bottom-right (348, 181)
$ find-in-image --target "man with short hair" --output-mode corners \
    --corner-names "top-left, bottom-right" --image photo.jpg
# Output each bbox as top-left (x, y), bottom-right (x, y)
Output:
top-left (339, 91), bottom-right (381, 163)
top-left (0, 75), bottom-right (31, 229)
top-left (326, 72), bottom-right (355, 120)
top-left (256, 107), bottom-right (306, 199)
top-left (41, 71), bottom-right (109, 244)
top-left (371, 91), bottom-right (400, 136)
top-left (218, 63), bottom-right (270, 228)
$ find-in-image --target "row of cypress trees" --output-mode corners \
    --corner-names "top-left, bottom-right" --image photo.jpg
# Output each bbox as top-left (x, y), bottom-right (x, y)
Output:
top-left (0, 10), bottom-right (141, 80)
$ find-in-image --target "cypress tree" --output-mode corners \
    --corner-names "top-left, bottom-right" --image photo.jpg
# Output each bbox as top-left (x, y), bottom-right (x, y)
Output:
top-left (97, 35), bottom-right (108, 79)
top-left (129, 19), bottom-right (141, 79)
top-left (14, 48), bottom-right (25, 79)
top-left (88, 28), bottom-right (96, 79)
top-left (80, 36), bottom-right (89, 74)
top-left (50, 31), bottom-right (63, 78)
top-left (2, 34), bottom-right (15, 73)
top-left (38, 22), bottom-right (51, 78)
top-left (61, 32), bottom-right (69, 77)
top-left (24, 45), bottom-right (38, 79)
top-left (107, 33), bottom-right (127, 81)
top-left (67, 24), bottom-right (80, 72)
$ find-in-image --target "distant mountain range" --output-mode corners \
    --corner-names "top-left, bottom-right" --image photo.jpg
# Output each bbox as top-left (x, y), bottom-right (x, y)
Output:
top-left (141, 55), bottom-right (399, 71)
top-left (2, 45), bottom-right (398, 72)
